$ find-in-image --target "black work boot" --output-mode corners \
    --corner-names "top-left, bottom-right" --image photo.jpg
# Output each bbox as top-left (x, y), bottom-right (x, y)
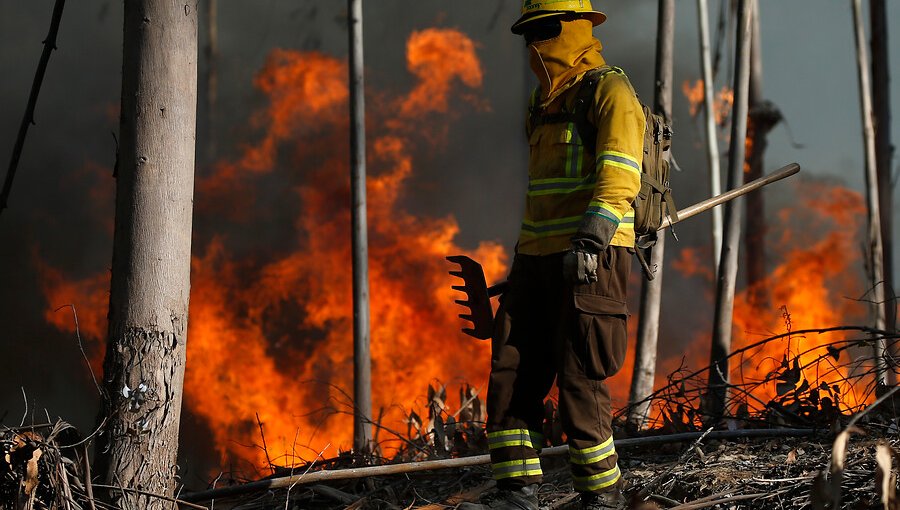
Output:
top-left (580, 488), bottom-right (625, 510)
top-left (457, 484), bottom-right (541, 510)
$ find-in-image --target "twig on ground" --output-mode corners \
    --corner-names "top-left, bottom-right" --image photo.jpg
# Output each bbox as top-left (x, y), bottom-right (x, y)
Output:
top-left (282, 428), bottom-right (301, 510)
top-left (279, 440), bottom-right (331, 508)
top-left (669, 492), bottom-right (768, 510)
top-left (59, 416), bottom-right (107, 449)
top-left (92, 484), bottom-right (209, 510)
top-left (634, 428), bottom-right (714, 501)
top-left (2, 423), bottom-right (53, 432)
top-left (20, 387), bottom-right (28, 427)
top-left (82, 443), bottom-right (97, 510)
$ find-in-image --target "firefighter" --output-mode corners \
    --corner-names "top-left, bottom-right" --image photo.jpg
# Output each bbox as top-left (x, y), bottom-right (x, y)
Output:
top-left (462, 2), bottom-right (644, 509)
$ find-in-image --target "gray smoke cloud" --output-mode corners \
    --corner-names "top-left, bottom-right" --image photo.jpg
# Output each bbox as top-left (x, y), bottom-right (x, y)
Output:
top-left (0, 0), bottom-right (898, 482)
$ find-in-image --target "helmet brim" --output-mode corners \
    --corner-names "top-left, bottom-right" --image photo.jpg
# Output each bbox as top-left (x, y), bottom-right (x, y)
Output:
top-left (511, 10), bottom-right (607, 35)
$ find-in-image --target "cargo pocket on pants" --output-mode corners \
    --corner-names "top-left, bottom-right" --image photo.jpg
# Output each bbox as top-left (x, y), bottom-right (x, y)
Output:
top-left (572, 293), bottom-right (628, 380)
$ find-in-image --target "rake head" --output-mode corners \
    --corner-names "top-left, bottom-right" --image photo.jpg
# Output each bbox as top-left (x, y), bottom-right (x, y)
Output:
top-left (446, 255), bottom-right (494, 340)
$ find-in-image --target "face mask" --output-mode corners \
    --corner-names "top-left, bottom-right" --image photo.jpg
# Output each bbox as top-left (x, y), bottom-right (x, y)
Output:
top-left (528, 18), bottom-right (604, 104)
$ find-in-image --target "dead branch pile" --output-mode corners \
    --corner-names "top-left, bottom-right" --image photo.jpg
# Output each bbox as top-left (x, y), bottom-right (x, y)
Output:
top-left (190, 428), bottom-right (900, 509)
top-left (618, 326), bottom-right (900, 432)
top-left (0, 421), bottom-right (91, 510)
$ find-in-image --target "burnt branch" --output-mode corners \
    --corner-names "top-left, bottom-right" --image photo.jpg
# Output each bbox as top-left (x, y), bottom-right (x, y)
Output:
top-left (0, 0), bottom-right (68, 215)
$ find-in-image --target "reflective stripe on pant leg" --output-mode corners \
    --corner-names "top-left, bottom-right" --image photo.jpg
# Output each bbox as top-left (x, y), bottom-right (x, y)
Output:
top-left (488, 429), bottom-right (534, 450)
top-left (487, 428), bottom-right (544, 485)
top-left (492, 458), bottom-right (543, 481)
top-left (572, 464), bottom-right (621, 492)
top-left (569, 435), bottom-right (615, 465)
top-left (563, 380), bottom-right (620, 494)
top-left (487, 428), bottom-right (544, 453)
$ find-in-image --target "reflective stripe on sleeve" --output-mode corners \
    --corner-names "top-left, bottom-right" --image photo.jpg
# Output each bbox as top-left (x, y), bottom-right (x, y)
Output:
top-left (569, 436), bottom-right (615, 465)
top-left (586, 201), bottom-right (623, 225)
top-left (596, 150), bottom-right (641, 176)
top-left (492, 458), bottom-right (543, 480)
top-left (572, 465), bottom-right (621, 492)
top-left (487, 429), bottom-right (534, 450)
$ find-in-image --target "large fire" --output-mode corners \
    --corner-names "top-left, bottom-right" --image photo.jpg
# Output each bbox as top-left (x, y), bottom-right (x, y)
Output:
top-left (35, 29), bottom-right (881, 472)
top-left (37, 28), bottom-right (505, 470)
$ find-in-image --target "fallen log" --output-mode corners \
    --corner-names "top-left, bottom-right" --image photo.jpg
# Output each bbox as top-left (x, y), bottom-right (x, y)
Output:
top-left (180, 428), bottom-right (819, 503)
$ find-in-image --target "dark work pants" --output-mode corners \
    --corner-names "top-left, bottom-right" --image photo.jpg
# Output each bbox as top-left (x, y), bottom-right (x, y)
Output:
top-left (486, 247), bottom-right (630, 494)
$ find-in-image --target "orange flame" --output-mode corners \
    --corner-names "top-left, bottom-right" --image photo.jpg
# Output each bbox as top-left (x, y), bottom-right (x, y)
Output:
top-left (35, 261), bottom-right (108, 377)
top-left (682, 79), bottom-right (734, 126)
top-left (672, 247), bottom-right (714, 282)
top-left (669, 181), bottom-right (873, 418)
top-left (730, 183), bottom-right (870, 407)
top-left (400, 29), bottom-right (484, 117)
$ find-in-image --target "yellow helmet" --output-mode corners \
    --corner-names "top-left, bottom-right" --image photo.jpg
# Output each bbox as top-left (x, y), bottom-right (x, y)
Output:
top-left (511, 0), bottom-right (607, 34)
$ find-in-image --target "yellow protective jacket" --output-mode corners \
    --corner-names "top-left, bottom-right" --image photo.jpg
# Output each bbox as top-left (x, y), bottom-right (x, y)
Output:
top-left (516, 65), bottom-right (646, 256)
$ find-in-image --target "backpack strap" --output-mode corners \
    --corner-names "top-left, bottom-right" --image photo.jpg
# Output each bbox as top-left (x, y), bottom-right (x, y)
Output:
top-left (528, 65), bottom-right (620, 150)
top-left (640, 173), bottom-right (679, 224)
top-left (572, 65), bottom-right (622, 153)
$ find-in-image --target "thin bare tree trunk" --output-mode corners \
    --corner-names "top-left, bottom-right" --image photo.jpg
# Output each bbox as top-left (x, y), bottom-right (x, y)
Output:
top-left (697, 0), bottom-right (723, 271)
top-left (95, 1), bottom-right (197, 506)
top-left (852, 0), bottom-right (888, 382)
top-left (627, 0), bottom-right (675, 430)
top-left (707, 0), bottom-right (753, 422)
top-left (744, 0), bottom-right (770, 306)
top-left (870, 0), bottom-right (895, 334)
top-left (348, 0), bottom-right (372, 452)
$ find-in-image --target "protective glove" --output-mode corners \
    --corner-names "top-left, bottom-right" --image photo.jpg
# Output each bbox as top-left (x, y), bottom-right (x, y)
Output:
top-left (562, 245), bottom-right (599, 285)
top-left (563, 211), bottom-right (619, 285)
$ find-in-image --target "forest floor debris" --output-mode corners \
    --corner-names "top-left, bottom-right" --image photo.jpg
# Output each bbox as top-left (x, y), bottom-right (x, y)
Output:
top-left (193, 427), bottom-right (900, 509)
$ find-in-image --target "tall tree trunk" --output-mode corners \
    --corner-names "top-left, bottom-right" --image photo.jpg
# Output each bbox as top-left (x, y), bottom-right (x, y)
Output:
top-left (698, 0), bottom-right (723, 271)
top-left (744, 0), bottom-right (779, 307)
top-left (627, 0), bottom-right (675, 430)
top-left (707, 0), bottom-right (753, 422)
top-left (348, 0), bottom-right (372, 452)
top-left (95, 1), bottom-right (197, 506)
top-left (870, 0), bottom-right (895, 334)
top-left (852, 0), bottom-right (888, 382)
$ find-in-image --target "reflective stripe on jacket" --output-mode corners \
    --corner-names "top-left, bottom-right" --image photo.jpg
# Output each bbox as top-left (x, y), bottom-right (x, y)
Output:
top-left (517, 67), bottom-right (645, 256)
